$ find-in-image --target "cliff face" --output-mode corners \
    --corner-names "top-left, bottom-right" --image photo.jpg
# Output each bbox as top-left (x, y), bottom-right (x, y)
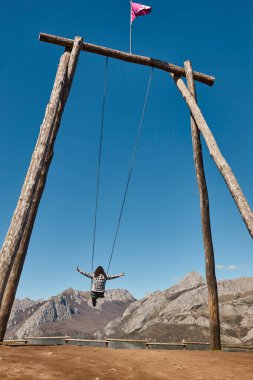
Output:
top-left (6, 288), bottom-right (135, 339)
top-left (94, 272), bottom-right (253, 345)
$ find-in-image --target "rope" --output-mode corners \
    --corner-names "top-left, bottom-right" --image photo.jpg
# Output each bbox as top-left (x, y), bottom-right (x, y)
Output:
top-left (91, 57), bottom-right (109, 273)
top-left (107, 67), bottom-right (153, 274)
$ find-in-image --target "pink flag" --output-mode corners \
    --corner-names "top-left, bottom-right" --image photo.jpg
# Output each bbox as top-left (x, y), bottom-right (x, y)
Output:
top-left (131, 2), bottom-right (152, 23)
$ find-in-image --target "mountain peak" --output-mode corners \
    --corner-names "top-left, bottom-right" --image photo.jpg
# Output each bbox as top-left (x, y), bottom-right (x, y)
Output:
top-left (165, 271), bottom-right (205, 295)
top-left (178, 271), bottom-right (205, 288)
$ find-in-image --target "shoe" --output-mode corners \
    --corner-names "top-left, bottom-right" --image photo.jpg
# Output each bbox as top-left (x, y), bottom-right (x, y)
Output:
top-left (92, 298), bottom-right (97, 307)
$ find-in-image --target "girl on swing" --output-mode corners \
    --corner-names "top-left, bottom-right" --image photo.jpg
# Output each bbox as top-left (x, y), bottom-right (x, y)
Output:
top-left (76, 266), bottom-right (124, 307)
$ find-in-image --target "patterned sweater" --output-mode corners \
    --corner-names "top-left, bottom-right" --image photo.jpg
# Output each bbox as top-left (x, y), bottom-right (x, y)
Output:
top-left (79, 271), bottom-right (122, 292)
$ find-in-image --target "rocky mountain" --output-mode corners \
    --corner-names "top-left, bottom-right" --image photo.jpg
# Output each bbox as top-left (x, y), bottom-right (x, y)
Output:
top-left (6, 288), bottom-right (135, 339)
top-left (95, 272), bottom-right (253, 345)
top-left (6, 273), bottom-right (253, 345)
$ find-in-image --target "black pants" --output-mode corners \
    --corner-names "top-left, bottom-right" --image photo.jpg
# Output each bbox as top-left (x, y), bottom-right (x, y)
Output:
top-left (91, 291), bottom-right (104, 306)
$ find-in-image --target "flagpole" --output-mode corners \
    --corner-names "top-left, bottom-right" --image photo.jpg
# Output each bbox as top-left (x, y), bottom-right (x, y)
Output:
top-left (130, 0), bottom-right (132, 54)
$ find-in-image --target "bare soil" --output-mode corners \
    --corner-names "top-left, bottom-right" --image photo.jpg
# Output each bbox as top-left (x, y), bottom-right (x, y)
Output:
top-left (0, 344), bottom-right (252, 379)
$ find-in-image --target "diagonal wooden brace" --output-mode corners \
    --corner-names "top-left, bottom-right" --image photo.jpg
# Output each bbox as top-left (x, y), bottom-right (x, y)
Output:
top-left (171, 73), bottom-right (253, 238)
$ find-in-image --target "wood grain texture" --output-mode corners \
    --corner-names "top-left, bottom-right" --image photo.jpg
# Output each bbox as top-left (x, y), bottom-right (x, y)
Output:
top-left (171, 73), bottom-right (253, 238)
top-left (39, 33), bottom-right (215, 86)
top-left (184, 60), bottom-right (221, 350)
top-left (0, 157), bottom-right (52, 341)
top-left (0, 37), bottom-right (83, 340)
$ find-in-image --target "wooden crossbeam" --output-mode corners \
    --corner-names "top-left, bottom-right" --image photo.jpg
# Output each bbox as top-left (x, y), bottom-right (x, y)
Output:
top-left (39, 33), bottom-right (215, 86)
top-left (3, 339), bottom-right (28, 344)
top-left (222, 344), bottom-right (253, 350)
top-left (183, 341), bottom-right (210, 345)
top-left (65, 338), bottom-right (107, 343)
top-left (106, 338), bottom-right (147, 343)
top-left (28, 336), bottom-right (70, 339)
top-left (146, 342), bottom-right (185, 346)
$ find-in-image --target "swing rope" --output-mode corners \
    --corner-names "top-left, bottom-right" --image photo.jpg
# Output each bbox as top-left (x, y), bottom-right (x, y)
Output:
top-left (91, 57), bottom-right (109, 273)
top-left (107, 67), bottom-right (154, 274)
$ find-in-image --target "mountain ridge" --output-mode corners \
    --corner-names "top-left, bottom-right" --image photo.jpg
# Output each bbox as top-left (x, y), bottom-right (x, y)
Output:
top-left (94, 272), bottom-right (253, 344)
top-left (6, 272), bottom-right (253, 344)
top-left (7, 288), bottom-right (135, 339)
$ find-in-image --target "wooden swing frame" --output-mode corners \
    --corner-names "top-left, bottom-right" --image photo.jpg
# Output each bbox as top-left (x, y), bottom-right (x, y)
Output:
top-left (0, 33), bottom-right (252, 350)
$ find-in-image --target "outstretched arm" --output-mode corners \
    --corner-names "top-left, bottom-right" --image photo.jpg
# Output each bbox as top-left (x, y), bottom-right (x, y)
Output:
top-left (76, 266), bottom-right (93, 279)
top-left (107, 272), bottom-right (125, 280)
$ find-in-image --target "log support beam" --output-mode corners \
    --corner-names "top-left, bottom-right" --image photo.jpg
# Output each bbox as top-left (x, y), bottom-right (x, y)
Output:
top-left (39, 33), bottom-right (215, 86)
top-left (184, 60), bottom-right (221, 350)
top-left (0, 36), bottom-right (83, 341)
top-left (170, 73), bottom-right (253, 238)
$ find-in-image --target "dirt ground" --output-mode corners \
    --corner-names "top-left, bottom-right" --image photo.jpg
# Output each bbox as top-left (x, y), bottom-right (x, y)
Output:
top-left (0, 345), bottom-right (252, 380)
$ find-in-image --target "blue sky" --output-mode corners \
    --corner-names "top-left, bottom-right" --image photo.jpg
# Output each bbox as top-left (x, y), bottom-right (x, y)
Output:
top-left (0, 0), bottom-right (252, 300)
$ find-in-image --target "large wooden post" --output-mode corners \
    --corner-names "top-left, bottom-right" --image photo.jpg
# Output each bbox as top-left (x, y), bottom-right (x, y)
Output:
top-left (184, 61), bottom-right (221, 350)
top-left (0, 160), bottom-right (51, 340)
top-left (0, 37), bottom-right (83, 332)
top-left (170, 73), bottom-right (253, 237)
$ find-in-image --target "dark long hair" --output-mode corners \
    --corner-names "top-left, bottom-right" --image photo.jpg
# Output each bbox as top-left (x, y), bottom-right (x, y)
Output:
top-left (94, 266), bottom-right (107, 278)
